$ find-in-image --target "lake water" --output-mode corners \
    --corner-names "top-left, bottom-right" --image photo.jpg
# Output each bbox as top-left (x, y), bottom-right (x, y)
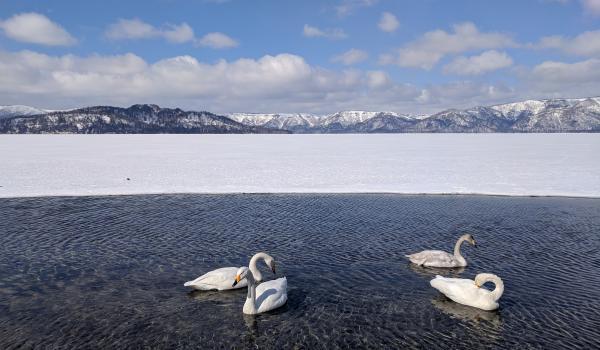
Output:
top-left (1, 194), bottom-right (599, 349)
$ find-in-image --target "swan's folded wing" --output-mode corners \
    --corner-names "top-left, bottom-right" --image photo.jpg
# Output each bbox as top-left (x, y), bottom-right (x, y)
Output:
top-left (431, 276), bottom-right (476, 301)
top-left (408, 250), bottom-right (454, 265)
top-left (184, 267), bottom-right (237, 287)
top-left (256, 277), bottom-right (288, 312)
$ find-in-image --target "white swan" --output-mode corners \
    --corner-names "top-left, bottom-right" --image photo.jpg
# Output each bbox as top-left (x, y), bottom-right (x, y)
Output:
top-left (232, 252), bottom-right (288, 315)
top-left (184, 266), bottom-right (248, 291)
top-left (430, 273), bottom-right (504, 311)
top-left (406, 233), bottom-right (476, 268)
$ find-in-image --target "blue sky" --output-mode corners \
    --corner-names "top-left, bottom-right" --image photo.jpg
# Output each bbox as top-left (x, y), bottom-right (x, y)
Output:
top-left (1, 0), bottom-right (600, 114)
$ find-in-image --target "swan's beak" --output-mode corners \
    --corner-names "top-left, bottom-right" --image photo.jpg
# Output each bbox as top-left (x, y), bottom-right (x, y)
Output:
top-left (232, 274), bottom-right (241, 287)
top-left (271, 264), bottom-right (276, 274)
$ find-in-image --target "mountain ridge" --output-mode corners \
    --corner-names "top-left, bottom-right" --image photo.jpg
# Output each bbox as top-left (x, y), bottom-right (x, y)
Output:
top-left (1, 96), bottom-right (599, 133)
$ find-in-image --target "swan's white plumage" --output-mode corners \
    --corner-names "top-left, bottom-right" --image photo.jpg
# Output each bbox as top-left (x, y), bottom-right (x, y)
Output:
top-left (430, 274), bottom-right (503, 311)
top-left (406, 250), bottom-right (459, 267)
top-left (184, 267), bottom-right (248, 291)
top-left (406, 234), bottom-right (475, 268)
top-left (243, 277), bottom-right (288, 315)
top-left (239, 252), bottom-right (288, 315)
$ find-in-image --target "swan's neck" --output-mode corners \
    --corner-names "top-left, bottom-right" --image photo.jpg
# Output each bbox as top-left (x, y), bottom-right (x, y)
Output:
top-left (453, 236), bottom-right (467, 260)
top-left (488, 276), bottom-right (504, 301)
top-left (249, 252), bottom-right (270, 282)
top-left (244, 276), bottom-right (258, 314)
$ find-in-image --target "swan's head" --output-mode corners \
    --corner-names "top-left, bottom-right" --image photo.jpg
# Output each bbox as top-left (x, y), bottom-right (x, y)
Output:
top-left (232, 266), bottom-right (249, 287)
top-left (265, 256), bottom-right (276, 274)
top-left (463, 233), bottom-right (476, 247)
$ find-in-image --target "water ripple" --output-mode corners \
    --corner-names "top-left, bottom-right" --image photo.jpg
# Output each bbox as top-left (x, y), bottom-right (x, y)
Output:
top-left (0, 194), bottom-right (599, 349)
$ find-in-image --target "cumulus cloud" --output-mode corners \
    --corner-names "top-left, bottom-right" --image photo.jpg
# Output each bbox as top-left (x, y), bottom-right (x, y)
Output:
top-left (581, 0), bottom-right (600, 15)
top-left (105, 18), bottom-right (237, 48)
top-left (0, 50), bottom-right (371, 112)
top-left (332, 49), bottom-right (368, 65)
top-left (335, 0), bottom-right (378, 17)
top-left (366, 70), bottom-right (392, 89)
top-left (537, 30), bottom-right (600, 56)
top-left (528, 58), bottom-right (600, 95)
top-left (381, 22), bottom-right (515, 69)
top-left (0, 48), bottom-right (523, 114)
top-left (303, 24), bottom-right (347, 39)
top-left (197, 32), bottom-right (238, 48)
top-left (163, 23), bottom-right (195, 43)
top-left (105, 19), bottom-right (196, 43)
top-left (443, 50), bottom-right (513, 75)
top-left (1, 48), bottom-right (596, 114)
top-left (0, 12), bottom-right (76, 46)
top-left (378, 12), bottom-right (399, 32)
top-left (546, 0), bottom-right (600, 16)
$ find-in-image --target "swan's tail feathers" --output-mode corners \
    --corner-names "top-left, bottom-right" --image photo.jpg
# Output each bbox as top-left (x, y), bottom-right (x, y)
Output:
top-left (405, 253), bottom-right (424, 265)
top-left (280, 277), bottom-right (288, 292)
top-left (430, 275), bottom-right (444, 289)
top-left (184, 281), bottom-right (194, 287)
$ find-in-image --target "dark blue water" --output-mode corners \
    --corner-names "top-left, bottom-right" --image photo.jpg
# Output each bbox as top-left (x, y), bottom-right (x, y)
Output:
top-left (0, 194), bottom-right (599, 349)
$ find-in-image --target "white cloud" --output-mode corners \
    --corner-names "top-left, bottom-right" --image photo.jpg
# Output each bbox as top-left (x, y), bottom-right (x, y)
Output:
top-left (378, 12), bottom-right (399, 32)
top-left (163, 23), bottom-right (195, 43)
top-left (537, 30), bottom-right (600, 56)
top-left (106, 19), bottom-right (238, 48)
top-left (444, 50), bottom-right (513, 75)
top-left (546, 0), bottom-right (600, 16)
top-left (0, 50), bottom-right (377, 113)
top-left (335, 0), bottom-right (378, 17)
top-left (303, 24), bottom-right (347, 40)
top-left (581, 0), bottom-right (600, 15)
top-left (197, 32), bottom-right (238, 48)
top-left (366, 70), bottom-right (392, 89)
top-left (381, 22), bottom-right (515, 69)
top-left (105, 19), bottom-right (196, 44)
top-left (332, 49), bottom-right (368, 65)
top-left (1, 49), bottom-right (596, 115)
top-left (529, 58), bottom-right (600, 94)
top-left (105, 18), bottom-right (156, 40)
top-left (0, 12), bottom-right (76, 46)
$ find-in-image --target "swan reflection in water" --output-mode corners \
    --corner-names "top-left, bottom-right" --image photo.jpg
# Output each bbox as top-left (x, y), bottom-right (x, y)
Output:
top-left (186, 289), bottom-right (244, 305)
top-left (431, 295), bottom-right (502, 326)
top-left (409, 264), bottom-right (466, 278)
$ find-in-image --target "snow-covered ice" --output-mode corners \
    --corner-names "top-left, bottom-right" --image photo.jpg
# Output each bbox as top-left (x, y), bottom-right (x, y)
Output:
top-left (0, 134), bottom-right (598, 198)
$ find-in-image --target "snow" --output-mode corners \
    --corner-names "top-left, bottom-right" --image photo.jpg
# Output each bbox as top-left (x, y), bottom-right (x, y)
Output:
top-left (0, 105), bottom-right (49, 119)
top-left (0, 134), bottom-right (598, 198)
top-left (227, 111), bottom-right (419, 129)
top-left (491, 97), bottom-right (600, 117)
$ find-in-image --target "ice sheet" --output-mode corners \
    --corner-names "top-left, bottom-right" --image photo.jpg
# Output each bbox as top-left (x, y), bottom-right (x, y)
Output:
top-left (0, 134), bottom-right (598, 198)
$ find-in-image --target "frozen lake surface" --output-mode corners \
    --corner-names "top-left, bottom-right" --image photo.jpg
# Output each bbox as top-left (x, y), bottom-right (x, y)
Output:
top-left (0, 134), bottom-right (598, 198)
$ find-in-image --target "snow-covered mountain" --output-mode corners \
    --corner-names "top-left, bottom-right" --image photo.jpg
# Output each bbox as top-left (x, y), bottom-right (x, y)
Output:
top-left (229, 97), bottom-right (600, 133)
top-left (1, 96), bottom-right (599, 133)
top-left (228, 111), bottom-right (418, 133)
top-left (0, 104), bottom-right (285, 134)
top-left (0, 105), bottom-right (49, 119)
top-left (228, 113), bottom-right (321, 132)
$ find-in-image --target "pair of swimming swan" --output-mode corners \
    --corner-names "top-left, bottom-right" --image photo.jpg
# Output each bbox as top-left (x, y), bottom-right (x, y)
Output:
top-left (406, 233), bottom-right (504, 311)
top-left (184, 252), bottom-right (287, 315)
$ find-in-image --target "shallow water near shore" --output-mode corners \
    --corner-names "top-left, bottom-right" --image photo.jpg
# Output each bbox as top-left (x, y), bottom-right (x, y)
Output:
top-left (1, 194), bottom-right (599, 349)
